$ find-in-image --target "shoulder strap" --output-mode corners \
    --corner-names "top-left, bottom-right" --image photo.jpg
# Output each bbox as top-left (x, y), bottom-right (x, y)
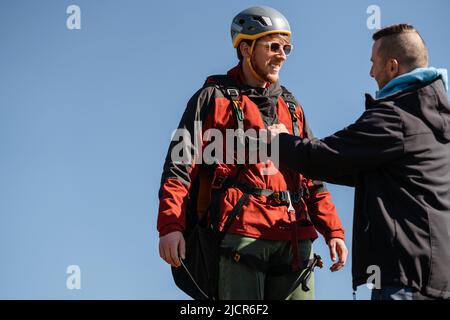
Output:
top-left (280, 85), bottom-right (300, 137)
top-left (204, 75), bottom-right (245, 133)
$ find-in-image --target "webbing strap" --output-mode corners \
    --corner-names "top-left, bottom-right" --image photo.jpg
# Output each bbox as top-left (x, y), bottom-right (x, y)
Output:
top-left (221, 193), bottom-right (250, 235)
top-left (281, 86), bottom-right (300, 137)
top-left (290, 210), bottom-right (300, 272)
top-left (287, 102), bottom-right (299, 137)
top-left (223, 177), bottom-right (305, 204)
top-left (224, 88), bottom-right (245, 146)
top-left (209, 166), bottom-right (246, 233)
top-left (220, 246), bottom-right (322, 279)
top-left (209, 191), bottom-right (222, 233)
top-left (205, 76), bottom-right (245, 136)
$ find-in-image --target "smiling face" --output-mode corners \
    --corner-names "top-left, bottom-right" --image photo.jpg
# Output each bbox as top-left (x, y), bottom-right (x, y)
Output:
top-left (248, 34), bottom-right (290, 84)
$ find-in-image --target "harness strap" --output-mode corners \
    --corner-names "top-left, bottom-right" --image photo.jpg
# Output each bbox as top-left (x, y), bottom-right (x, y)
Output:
top-left (225, 88), bottom-right (245, 133)
top-left (212, 176), bottom-right (305, 205)
top-left (210, 174), bottom-right (309, 273)
top-left (221, 193), bottom-right (250, 235)
top-left (289, 210), bottom-right (300, 272)
top-left (220, 247), bottom-right (323, 285)
top-left (205, 75), bottom-right (245, 144)
top-left (281, 85), bottom-right (300, 137)
top-left (209, 165), bottom-right (246, 233)
top-left (287, 103), bottom-right (299, 136)
top-left (207, 77), bottom-right (301, 140)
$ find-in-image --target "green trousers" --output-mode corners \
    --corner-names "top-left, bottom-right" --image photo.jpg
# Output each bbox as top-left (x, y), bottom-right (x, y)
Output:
top-left (218, 233), bottom-right (315, 300)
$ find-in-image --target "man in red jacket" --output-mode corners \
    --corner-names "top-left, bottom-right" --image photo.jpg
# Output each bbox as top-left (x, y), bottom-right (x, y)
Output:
top-left (157, 6), bottom-right (347, 300)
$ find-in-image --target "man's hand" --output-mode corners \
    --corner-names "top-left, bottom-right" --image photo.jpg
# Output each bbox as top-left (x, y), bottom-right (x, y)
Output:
top-left (159, 231), bottom-right (185, 268)
top-left (328, 238), bottom-right (348, 272)
top-left (267, 123), bottom-right (289, 143)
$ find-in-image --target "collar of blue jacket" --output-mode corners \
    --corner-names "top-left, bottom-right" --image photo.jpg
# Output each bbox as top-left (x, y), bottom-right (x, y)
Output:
top-left (376, 67), bottom-right (448, 99)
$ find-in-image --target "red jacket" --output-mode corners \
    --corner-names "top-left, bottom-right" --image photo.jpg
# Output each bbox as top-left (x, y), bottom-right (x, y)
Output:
top-left (158, 65), bottom-right (345, 242)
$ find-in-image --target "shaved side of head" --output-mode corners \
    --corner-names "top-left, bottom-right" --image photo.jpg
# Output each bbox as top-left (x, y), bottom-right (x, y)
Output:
top-left (373, 24), bottom-right (429, 72)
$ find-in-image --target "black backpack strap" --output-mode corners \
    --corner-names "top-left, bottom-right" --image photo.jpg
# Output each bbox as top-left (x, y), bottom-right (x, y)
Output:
top-left (204, 75), bottom-right (245, 133)
top-left (280, 85), bottom-right (300, 137)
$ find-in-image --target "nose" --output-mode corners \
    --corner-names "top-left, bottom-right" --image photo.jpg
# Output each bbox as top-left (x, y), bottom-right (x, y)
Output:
top-left (277, 48), bottom-right (287, 61)
top-left (369, 65), bottom-right (374, 78)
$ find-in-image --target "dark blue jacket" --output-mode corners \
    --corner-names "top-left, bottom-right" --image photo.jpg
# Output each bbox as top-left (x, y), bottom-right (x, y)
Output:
top-left (279, 78), bottom-right (450, 299)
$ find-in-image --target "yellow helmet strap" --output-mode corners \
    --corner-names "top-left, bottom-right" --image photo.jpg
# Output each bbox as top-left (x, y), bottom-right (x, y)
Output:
top-left (246, 39), bottom-right (268, 85)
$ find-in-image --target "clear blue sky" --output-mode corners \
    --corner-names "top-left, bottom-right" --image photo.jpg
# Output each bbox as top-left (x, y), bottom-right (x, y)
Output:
top-left (1, 0), bottom-right (449, 300)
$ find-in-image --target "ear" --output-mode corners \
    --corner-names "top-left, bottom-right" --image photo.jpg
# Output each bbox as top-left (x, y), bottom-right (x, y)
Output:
top-left (388, 58), bottom-right (400, 77)
top-left (239, 42), bottom-right (251, 59)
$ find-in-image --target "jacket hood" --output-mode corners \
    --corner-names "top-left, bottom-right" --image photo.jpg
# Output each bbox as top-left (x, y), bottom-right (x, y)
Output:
top-left (376, 67), bottom-right (448, 99)
top-left (417, 78), bottom-right (450, 142)
top-left (367, 77), bottom-right (450, 142)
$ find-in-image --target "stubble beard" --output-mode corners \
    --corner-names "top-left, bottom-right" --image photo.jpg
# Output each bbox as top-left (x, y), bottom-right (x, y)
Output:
top-left (251, 56), bottom-right (279, 84)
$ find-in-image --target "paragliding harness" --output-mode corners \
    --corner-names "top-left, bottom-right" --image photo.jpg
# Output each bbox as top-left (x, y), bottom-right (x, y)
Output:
top-left (171, 75), bottom-right (323, 300)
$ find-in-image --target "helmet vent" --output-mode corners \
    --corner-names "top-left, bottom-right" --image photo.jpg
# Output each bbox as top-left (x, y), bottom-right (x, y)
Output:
top-left (251, 15), bottom-right (270, 27)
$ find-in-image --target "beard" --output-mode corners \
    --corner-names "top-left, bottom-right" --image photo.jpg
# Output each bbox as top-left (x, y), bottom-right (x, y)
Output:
top-left (377, 74), bottom-right (390, 89)
top-left (251, 56), bottom-right (279, 84)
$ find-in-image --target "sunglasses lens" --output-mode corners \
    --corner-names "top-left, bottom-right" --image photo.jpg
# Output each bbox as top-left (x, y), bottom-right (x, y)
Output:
top-left (270, 43), bottom-right (281, 52)
top-left (283, 45), bottom-right (292, 56)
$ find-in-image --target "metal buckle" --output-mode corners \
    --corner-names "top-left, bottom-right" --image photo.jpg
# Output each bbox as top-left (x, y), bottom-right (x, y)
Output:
top-left (272, 191), bottom-right (292, 205)
top-left (227, 88), bottom-right (240, 98)
top-left (280, 191), bottom-right (288, 203)
top-left (211, 174), bottom-right (227, 189)
top-left (272, 191), bottom-right (281, 204)
top-left (233, 252), bottom-right (241, 262)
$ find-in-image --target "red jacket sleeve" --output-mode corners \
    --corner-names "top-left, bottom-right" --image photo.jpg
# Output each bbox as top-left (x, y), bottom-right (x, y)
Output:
top-left (305, 179), bottom-right (345, 242)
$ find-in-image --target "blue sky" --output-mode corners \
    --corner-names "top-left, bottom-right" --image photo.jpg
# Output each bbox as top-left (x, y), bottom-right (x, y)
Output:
top-left (0, 0), bottom-right (449, 300)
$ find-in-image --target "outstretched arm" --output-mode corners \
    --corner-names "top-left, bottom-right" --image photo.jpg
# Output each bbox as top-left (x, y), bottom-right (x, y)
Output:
top-left (271, 106), bottom-right (405, 181)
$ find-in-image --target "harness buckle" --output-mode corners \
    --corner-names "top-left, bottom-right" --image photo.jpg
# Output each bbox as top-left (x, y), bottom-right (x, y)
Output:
top-left (272, 191), bottom-right (290, 205)
top-left (280, 191), bottom-right (288, 203)
top-left (273, 191), bottom-right (281, 204)
top-left (211, 174), bottom-right (227, 190)
top-left (226, 88), bottom-right (240, 99)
